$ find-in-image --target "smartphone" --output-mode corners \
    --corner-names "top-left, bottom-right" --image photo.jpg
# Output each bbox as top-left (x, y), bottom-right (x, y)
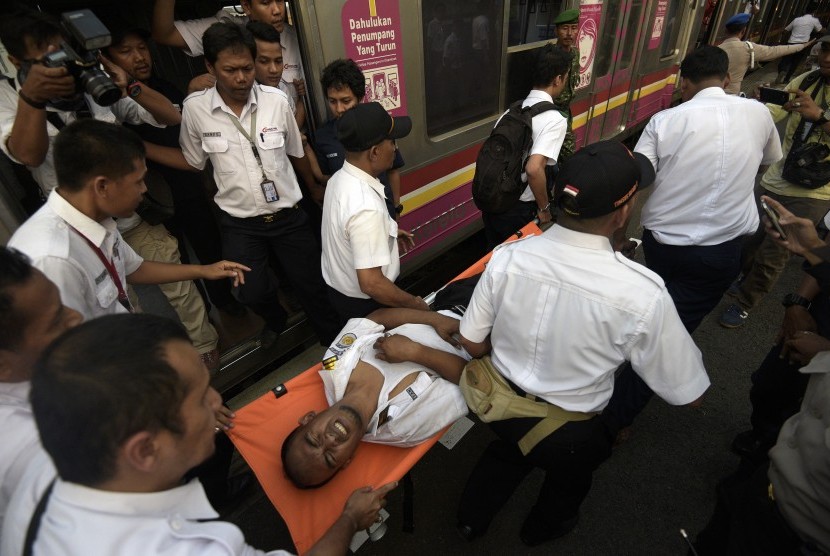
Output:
top-left (761, 199), bottom-right (788, 240)
top-left (759, 86), bottom-right (790, 105)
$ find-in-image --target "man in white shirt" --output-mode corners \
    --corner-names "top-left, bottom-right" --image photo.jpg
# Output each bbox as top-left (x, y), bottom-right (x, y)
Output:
top-left (480, 43), bottom-right (569, 248)
top-left (152, 0), bottom-right (306, 99)
top-left (778, 7), bottom-right (824, 84)
top-left (16, 313), bottom-right (395, 556)
top-left (634, 45), bottom-right (782, 333)
top-left (0, 247), bottom-right (82, 525)
top-left (282, 306), bottom-right (469, 488)
top-left (455, 141), bottom-right (710, 547)
top-left (321, 102), bottom-right (428, 324)
top-left (8, 119), bottom-right (248, 321)
top-left (179, 22), bottom-right (339, 345)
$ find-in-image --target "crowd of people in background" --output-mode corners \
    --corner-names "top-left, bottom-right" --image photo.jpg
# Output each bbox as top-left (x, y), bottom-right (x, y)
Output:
top-left (1, 0), bottom-right (830, 554)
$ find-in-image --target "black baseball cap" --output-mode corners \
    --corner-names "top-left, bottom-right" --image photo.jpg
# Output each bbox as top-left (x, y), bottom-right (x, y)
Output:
top-left (337, 102), bottom-right (412, 152)
top-left (554, 141), bottom-right (655, 218)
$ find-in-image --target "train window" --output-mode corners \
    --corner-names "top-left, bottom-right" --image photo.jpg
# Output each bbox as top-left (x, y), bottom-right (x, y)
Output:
top-left (619, 0), bottom-right (644, 69)
top-left (422, 0), bottom-right (504, 136)
top-left (658, 0), bottom-right (682, 58)
top-left (594, 0), bottom-right (622, 78)
top-left (507, 0), bottom-right (566, 46)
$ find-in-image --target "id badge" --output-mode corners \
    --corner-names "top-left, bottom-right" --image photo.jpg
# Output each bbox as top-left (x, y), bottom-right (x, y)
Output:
top-left (260, 179), bottom-right (279, 203)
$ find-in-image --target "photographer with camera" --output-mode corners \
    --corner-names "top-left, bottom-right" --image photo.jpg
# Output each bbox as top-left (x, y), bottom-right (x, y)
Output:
top-left (0, 9), bottom-right (224, 371)
top-left (720, 35), bottom-right (830, 329)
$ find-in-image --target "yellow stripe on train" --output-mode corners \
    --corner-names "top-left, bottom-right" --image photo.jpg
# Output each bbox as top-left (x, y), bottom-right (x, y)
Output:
top-left (402, 75), bottom-right (676, 214)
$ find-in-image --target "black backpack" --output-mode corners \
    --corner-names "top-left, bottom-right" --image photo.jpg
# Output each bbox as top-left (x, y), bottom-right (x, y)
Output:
top-left (472, 100), bottom-right (556, 213)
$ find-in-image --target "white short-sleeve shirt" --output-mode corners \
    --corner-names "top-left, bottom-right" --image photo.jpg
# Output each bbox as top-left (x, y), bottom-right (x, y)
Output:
top-left (8, 191), bottom-right (143, 320)
top-left (19, 478), bottom-right (292, 556)
top-left (174, 11), bottom-right (305, 84)
top-left (180, 84), bottom-right (304, 217)
top-left (515, 89), bottom-right (567, 202)
top-left (460, 225), bottom-right (711, 413)
top-left (321, 161), bottom-right (400, 298)
top-left (0, 80), bottom-right (163, 195)
top-left (320, 312), bottom-right (469, 446)
top-left (786, 14), bottom-right (822, 44)
top-left (635, 87), bottom-right (782, 246)
top-left (0, 381), bottom-right (43, 525)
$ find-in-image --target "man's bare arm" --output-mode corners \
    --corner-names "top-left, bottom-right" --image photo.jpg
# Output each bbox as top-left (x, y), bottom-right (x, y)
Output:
top-left (356, 267), bottom-right (429, 311)
top-left (152, 0), bottom-right (188, 49)
top-left (373, 334), bottom-right (466, 384)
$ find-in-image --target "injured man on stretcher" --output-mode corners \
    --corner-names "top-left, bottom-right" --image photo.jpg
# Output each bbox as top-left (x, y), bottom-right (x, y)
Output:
top-left (281, 305), bottom-right (471, 488)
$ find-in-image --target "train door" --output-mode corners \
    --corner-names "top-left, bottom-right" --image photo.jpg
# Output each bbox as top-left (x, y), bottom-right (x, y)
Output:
top-left (585, 0), bottom-right (646, 141)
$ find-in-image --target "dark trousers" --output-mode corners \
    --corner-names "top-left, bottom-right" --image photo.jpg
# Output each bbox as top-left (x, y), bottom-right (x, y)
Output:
top-left (602, 231), bottom-right (742, 429)
top-left (326, 285), bottom-right (385, 330)
top-left (642, 229), bottom-right (743, 333)
top-left (778, 47), bottom-right (809, 84)
top-left (165, 177), bottom-right (235, 311)
top-left (457, 414), bottom-right (613, 534)
top-left (695, 464), bottom-right (803, 556)
top-left (220, 207), bottom-right (340, 345)
top-left (482, 201), bottom-right (537, 250)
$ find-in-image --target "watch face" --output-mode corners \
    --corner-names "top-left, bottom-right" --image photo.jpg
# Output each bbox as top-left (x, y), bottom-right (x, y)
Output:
top-left (128, 85), bottom-right (141, 98)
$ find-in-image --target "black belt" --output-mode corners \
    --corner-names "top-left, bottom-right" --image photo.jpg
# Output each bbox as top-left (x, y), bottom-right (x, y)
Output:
top-left (228, 204), bottom-right (299, 223)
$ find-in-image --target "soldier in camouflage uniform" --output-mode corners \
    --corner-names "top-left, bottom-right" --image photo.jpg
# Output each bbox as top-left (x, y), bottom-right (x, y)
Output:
top-left (552, 8), bottom-right (580, 164)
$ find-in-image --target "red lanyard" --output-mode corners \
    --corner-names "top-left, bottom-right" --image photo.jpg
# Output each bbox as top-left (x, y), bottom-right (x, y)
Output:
top-left (69, 226), bottom-right (133, 313)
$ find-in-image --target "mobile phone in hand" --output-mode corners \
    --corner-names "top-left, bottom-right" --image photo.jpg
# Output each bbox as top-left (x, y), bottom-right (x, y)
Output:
top-left (759, 87), bottom-right (790, 105)
top-left (761, 199), bottom-right (788, 240)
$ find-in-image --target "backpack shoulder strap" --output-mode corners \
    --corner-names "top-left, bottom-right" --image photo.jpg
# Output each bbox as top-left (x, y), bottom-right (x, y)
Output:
top-left (526, 101), bottom-right (557, 118)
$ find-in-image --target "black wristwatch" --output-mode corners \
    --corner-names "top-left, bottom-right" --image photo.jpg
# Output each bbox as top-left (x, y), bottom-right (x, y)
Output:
top-left (782, 293), bottom-right (811, 310)
top-left (814, 108), bottom-right (830, 126)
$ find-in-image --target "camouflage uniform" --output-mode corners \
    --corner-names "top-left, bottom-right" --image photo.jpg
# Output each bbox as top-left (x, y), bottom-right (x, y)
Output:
top-left (554, 46), bottom-right (580, 163)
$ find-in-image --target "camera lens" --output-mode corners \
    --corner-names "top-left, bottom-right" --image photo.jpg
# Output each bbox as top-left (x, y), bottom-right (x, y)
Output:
top-left (78, 67), bottom-right (121, 107)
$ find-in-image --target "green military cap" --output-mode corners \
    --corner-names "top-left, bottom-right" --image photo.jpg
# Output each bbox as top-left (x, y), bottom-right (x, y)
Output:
top-left (554, 8), bottom-right (580, 24)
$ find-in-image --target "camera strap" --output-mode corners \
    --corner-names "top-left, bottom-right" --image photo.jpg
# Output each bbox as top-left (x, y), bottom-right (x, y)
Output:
top-left (792, 71), bottom-right (825, 146)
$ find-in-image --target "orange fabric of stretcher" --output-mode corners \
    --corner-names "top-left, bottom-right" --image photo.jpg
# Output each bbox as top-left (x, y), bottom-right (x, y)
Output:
top-left (228, 221), bottom-right (542, 554)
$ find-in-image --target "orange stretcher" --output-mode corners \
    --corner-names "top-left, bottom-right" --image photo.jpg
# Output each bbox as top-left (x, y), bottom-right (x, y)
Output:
top-left (227, 222), bottom-right (542, 554)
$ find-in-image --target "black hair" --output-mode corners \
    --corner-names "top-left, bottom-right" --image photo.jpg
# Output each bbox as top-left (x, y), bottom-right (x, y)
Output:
top-left (0, 247), bottom-right (33, 351)
top-left (320, 59), bottom-right (366, 99)
top-left (0, 8), bottom-right (61, 60)
top-left (280, 425), bottom-right (335, 489)
top-left (246, 20), bottom-right (281, 44)
top-left (53, 119), bottom-right (145, 193)
top-left (680, 45), bottom-right (729, 83)
top-left (31, 314), bottom-right (190, 486)
top-left (203, 21), bottom-right (256, 66)
top-left (532, 43), bottom-right (573, 88)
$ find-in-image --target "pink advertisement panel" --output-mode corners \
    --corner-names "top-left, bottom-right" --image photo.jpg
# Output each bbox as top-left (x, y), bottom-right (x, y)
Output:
top-left (577, 0), bottom-right (603, 90)
top-left (341, 0), bottom-right (408, 115)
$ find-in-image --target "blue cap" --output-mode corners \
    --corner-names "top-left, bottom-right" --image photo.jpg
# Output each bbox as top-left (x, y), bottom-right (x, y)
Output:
top-left (725, 13), bottom-right (751, 27)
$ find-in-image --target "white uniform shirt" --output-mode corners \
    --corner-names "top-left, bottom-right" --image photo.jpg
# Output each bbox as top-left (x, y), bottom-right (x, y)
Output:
top-left (1, 450), bottom-right (55, 556)
top-left (180, 84), bottom-right (304, 217)
top-left (635, 87), bottom-right (782, 246)
top-left (8, 191), bottom-right (143, 319)
top-left (21, 478), bottom-right (291, 556)
top-left (174, 12), bottom-right (305, 85)
top-left (321, 161), bottom-right (400, 298)
top-left (320, 313), bottom-right (468, 446)
top-left (515, 89), bottom-right (567, 202)
top-left (786, 14), bottom-right (822, 44)
top-left (459, 225), bottom-right (711, 412)
top-left (0, 381), bottom-right (43, 524)
top-left (0, 79), bottom-right (163, 194)
top-left (769, 351), bottom-right (830, 554)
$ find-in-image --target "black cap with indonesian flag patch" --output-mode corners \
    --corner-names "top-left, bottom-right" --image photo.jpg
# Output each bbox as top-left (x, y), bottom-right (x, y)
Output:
top-left (554, 140), bottom-right (655, 218)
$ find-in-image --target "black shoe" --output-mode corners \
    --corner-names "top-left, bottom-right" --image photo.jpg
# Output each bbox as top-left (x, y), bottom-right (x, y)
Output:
top-left (259, 327), bottom-right (279, 349)
top-left (456, 523), bottom-right (484, 542)
top-left (519, 514), bottom-right (579, 547)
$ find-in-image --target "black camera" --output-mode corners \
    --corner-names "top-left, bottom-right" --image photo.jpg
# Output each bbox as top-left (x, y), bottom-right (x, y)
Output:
top-left (18, 9), bottom-right (121, 110)
top-left (783, 142), bottom-right (830, 189)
